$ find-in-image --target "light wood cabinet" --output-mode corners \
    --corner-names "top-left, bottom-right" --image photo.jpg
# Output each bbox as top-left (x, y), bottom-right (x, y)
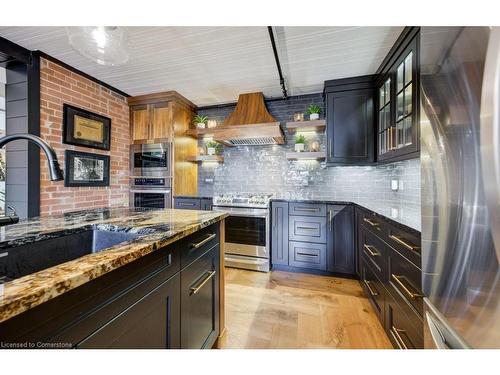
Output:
top-left (128, 91), bottom-right (198, 197)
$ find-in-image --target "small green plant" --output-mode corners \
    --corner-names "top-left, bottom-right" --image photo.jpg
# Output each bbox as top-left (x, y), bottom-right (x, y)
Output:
top-left (306, 104), bottom-right (321, 115)
top-left (295, 134), bottom-right (306, 144)
top-left (206, 140), bottom-right (218, 148)
top-left (194, 114), bottom-right (208, 124)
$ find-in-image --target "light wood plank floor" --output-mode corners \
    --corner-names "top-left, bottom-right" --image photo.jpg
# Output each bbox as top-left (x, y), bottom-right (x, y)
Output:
top-left (219, 268), bottom-right (392, 349)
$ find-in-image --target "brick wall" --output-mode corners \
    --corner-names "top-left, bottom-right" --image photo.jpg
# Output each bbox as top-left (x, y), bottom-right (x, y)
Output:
top-left (39, 58), bottom-right (129, 216)
top-left (197, 93), bottom-right (421, 207)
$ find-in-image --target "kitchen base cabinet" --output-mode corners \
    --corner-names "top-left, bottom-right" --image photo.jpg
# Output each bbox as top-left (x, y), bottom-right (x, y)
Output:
top-left (327, 205), bottom-right (355, 275)
top-left (181, 246), bottom-right (220, 349)
top-left (271, 201), bottom-right (289, 266)
top-left (77, 274), bottom-right (181, 349)
top-left (174, 197), bottom-right (213, 211)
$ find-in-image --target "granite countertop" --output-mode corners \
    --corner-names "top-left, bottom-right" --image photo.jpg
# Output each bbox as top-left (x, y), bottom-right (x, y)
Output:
top-left (271, 198), bottom-right (420, 232)
top-left (0, 207), bottom-right (227, 323)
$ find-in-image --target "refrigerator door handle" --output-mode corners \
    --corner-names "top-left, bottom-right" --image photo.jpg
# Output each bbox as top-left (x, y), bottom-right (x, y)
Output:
top-left (480, 27), bottom-right (500, 262)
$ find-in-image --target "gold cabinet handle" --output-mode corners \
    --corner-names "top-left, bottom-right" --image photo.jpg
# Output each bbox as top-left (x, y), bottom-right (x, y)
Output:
top-left (363, 217), bottom-right (379, 227)
top-left (389, 234), bottom-right (419, 252)
top-left (190, 233), bottom-right (216, 249)
top-left (390, 326), bottom-right (408, 349)
top-left (363, 244), bottom-right (380, 257)
top-left (364, 280), bottom-right (379, 297)
top-left (190, 270), bottom-right (216, 295)
top-left (392, 274), bottom-right (423, 300)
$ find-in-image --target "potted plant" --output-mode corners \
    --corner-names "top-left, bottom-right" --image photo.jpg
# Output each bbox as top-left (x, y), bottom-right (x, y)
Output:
top-left (206, 141), bottom-right (218, 155)
top-left (194, 114), bottom-right (208, 129)
top-left (306, 104), bottom-right (321, 121)
top-left (294, 135), bottom-right (306, 152)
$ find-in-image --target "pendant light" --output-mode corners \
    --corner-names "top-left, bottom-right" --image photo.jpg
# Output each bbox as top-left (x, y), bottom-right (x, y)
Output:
top-left (66, 26), bottom-right (129, 66)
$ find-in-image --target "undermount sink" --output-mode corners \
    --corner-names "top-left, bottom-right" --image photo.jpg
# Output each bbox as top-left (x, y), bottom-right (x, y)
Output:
top-left (0, 229), bottom-right (141, 282)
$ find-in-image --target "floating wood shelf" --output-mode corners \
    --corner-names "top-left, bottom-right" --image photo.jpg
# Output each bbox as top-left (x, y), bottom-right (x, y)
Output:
top-left (186, 128), bottom-right (216, 138)
top-left (186, 155), bottom-right (224, 162)
top-left (286, 151), bottom-right (326, 160)
top-left (285, 119), bottom-right (326, 134)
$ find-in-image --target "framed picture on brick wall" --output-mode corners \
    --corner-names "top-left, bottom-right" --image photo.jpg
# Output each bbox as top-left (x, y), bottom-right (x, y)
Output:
top-left (63, 104), bottom-right (111, 150)
top-left (65, 150), bottom-right (110, 187)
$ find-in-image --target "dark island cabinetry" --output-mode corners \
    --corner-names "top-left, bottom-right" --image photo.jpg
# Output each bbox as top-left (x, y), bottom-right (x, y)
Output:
top-left (0, 224), bottom-right (221, 349)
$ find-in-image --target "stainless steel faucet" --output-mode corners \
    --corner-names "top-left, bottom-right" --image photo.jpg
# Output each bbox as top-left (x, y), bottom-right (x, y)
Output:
top-left (0, 134), bottom-right (64, 226)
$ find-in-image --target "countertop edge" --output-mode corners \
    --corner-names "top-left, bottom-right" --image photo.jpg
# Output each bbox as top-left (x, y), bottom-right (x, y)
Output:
top-left (0, 213), bottom-right (227, 324)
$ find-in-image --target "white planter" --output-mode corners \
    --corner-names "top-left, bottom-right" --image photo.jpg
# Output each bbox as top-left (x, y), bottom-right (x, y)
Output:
top-left (207, 147), bottom-right (216, 155)
top-left (196, 122), bottom-right (206, 129)
top-left (309, 113), bottom-right (319, 121)
top-left (295, 143), bottom-right (305, 152)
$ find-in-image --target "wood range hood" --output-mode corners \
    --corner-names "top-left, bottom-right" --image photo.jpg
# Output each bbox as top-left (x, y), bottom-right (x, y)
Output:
top-left (212, 92), bottom-right (284, 146)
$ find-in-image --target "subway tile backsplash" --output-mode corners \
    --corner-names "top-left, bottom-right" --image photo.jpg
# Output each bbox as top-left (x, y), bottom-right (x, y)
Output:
top-left (197, 93), bottom-right (420, 207)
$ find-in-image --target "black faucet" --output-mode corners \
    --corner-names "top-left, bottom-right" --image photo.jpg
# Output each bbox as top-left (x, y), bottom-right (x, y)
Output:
top-left (0, 134), bottom-right (64, 226)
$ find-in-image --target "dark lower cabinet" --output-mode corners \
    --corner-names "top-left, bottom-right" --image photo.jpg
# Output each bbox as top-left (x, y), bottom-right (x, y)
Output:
top-left (327, 205), bottom-right (355, 274)
top-left (271, 201), bottom-right (289, 266)
top-left (181, 246), bottom-right (220, 349)
top-left (174, 197), bottom-right (213, 211)
top-left (77, 274), bottom-right (181, 349)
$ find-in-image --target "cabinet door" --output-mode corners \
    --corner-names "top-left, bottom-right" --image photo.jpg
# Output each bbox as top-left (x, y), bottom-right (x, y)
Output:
top-left (174, 198), bottom-right (201, 210)
top-left (181, 247), bottom-right (219, 349)
top-left (326, 88), bottom-right (374, 164)
top-left (327, 205), bottom-right (355, 274)
top-left (271, 202), bottom-right (289, 266)
top-left (377, 34), bottom-right (419, 162)
top-left (200, 198), bottom-right (213, 211)
top-left (131, 104), bottom-right (150, 142)
top-left (150, 102), bottom-right (172, 140)
top-left (77, 274), bottom-right (181, 349)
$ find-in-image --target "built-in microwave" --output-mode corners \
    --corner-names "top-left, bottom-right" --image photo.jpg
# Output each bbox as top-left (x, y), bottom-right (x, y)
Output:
top-left (131, 143), bottom-right (171, 177)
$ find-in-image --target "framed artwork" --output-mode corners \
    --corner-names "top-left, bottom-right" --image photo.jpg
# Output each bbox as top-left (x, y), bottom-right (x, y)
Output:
top-left (64, 150), bottom-right (110, 187)
top-left (63, 104), bottom-right (111, 150)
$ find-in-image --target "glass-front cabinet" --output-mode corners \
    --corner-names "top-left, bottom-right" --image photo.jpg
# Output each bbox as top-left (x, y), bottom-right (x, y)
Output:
top-left (377, 34), bottom-right (419, 161)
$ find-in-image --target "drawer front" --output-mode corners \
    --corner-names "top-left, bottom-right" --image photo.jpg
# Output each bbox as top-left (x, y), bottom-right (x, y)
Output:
top-left (289, 216), bottom-right (327, 243)
top-left (358, 208), bottom-right (385, 235)
top-left (180, 223), bottom-right (219, 268)
top-left (289, 241), bottom-right (326, 270)
top-left (359, 227), bottom-right (388, 281)
top-left (386, 222), bottom-right (421, 267)
top-left (174, 198), bottom-right (201, 210)
top-left (181, 247), bottom-right (219, 349)
top-left (385, 286), bottom-right (424, 349)
top-left (389, 247), bottom-right (423, 316)
top-left (289, 203), bottom-right (326, 217)
top-left (360, 258), bottom-right (385, 323)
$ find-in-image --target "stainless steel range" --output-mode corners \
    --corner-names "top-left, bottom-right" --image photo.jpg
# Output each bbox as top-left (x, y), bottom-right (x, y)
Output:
top-left (212, 193), bottom-right (273, 272)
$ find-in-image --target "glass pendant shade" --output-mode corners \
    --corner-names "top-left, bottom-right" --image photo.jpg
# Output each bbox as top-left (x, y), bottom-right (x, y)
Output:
top-left (66, 26), bottom-right (129, 66)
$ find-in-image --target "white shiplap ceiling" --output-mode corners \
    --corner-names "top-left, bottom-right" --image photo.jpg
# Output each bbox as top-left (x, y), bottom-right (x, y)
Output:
top-left (0, 26), bottom-right (403, 106)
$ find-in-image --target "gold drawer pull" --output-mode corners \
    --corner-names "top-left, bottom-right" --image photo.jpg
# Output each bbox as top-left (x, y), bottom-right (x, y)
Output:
top-left (390, 326), bottom-right (408, 349)
top-left (190, 233), bottom-right (216, 249)
top-left (363, 244), bottom-right (380, 257)
top-left (363, 217), bottom-right (379, 227)
top-left (389, 234), bottom-right (420, 252)
top-left (364, 280), bottom-right (379, 297)
top-left (190, 270), bottom-right (216, 295)
top-left (392, 274), bottom-right (423, 300)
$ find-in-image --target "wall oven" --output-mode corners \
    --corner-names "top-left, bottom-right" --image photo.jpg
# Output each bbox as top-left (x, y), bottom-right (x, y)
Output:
top-left (130, 177), bottom-right (171, 209)
top-left (212, 203), bottom-right (270, 272)
top-left (131, 143), bottom-right (171, 177)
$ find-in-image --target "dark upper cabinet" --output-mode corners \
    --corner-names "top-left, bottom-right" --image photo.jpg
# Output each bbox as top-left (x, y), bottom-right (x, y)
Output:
top-left (324, 76), bottom-right (375, 165)
top-left (376, 28), bottom-right (420, 162)
top-left (271, 201), bottom-right (289, 266)
top-left (77, 274), bottom-right (181, 349)
top-left (327, 205), bottom-right (355, 275)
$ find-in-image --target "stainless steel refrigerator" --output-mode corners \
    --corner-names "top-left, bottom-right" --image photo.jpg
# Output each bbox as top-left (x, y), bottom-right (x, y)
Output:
top-left (421, 26), bottom-right (500, 348)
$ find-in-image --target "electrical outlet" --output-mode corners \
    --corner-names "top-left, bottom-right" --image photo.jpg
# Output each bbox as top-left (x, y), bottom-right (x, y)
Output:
top-left (205, 178), bottom-right (214, 184)
top-left (391, 179), bottom-right (399, 191)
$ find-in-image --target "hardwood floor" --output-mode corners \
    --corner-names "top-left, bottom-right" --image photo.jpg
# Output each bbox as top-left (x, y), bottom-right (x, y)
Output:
top-left (219, 268), bottom-right (392, 349)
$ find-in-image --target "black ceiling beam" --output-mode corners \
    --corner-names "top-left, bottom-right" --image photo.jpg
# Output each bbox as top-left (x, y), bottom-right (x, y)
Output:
top-left (0, 36), bottom-right (31, 65)
top-left (267, 26), bottom-right (288, 99)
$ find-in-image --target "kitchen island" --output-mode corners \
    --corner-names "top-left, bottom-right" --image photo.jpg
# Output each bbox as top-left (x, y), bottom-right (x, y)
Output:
top-left (0, 207), bottom-right (227, 349)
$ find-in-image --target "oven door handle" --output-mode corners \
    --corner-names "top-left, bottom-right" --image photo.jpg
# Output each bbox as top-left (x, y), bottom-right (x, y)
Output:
top-left (212, 208), bottom-right (268, 218)
top-left (130, 189), bottom-right (171, 194)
